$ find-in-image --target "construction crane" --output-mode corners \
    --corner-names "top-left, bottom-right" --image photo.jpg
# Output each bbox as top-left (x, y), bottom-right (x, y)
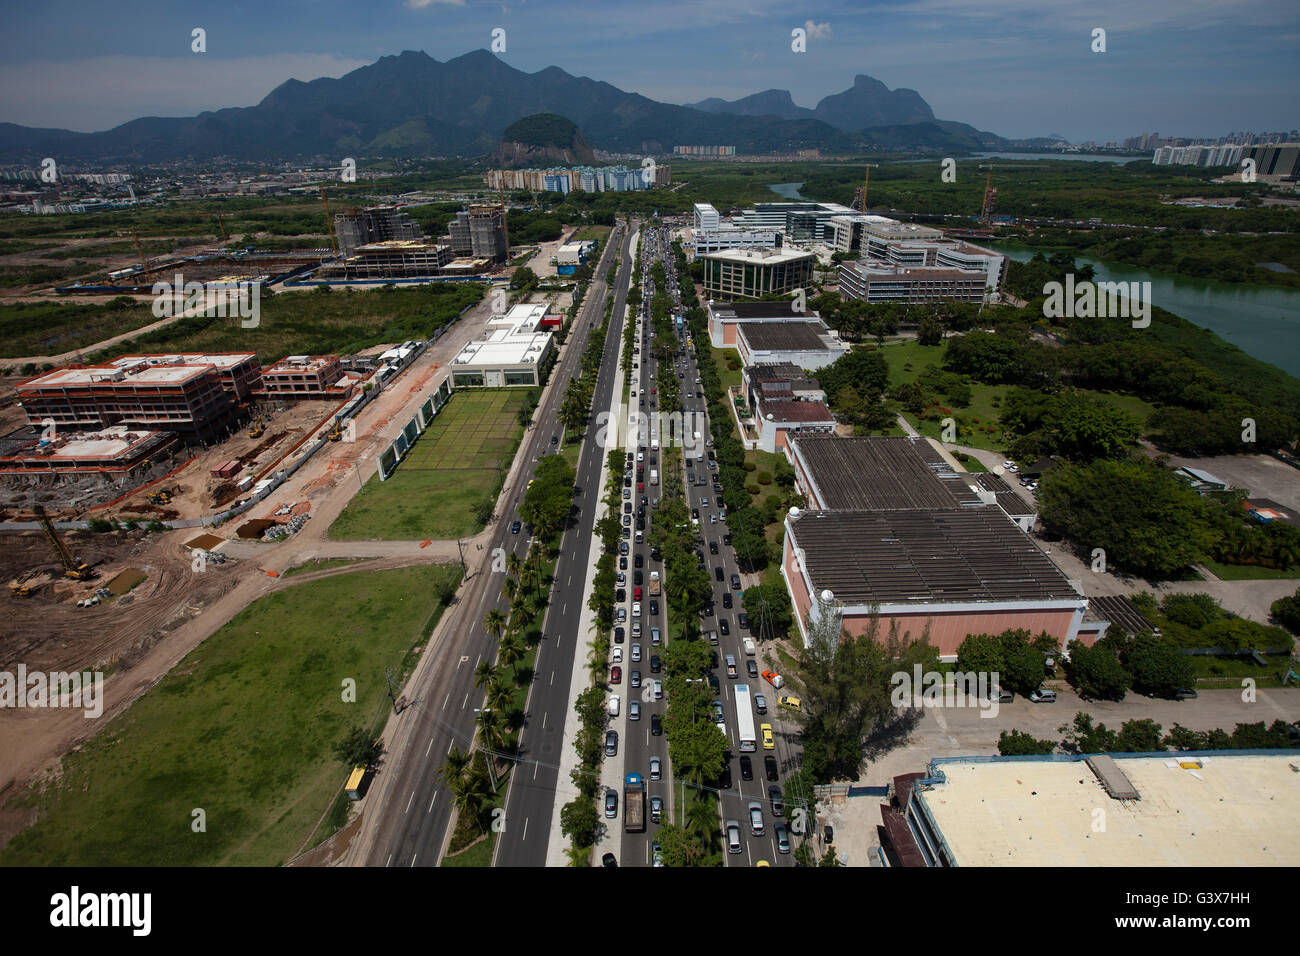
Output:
top-left (119, 230), bottom-right (152, 280)
top-left (497, 179), bottom-right (510, 265)
top-left (851, 163), bottom-right (882, 213)
top-left (320, 185), bottom-right (338, 256)
top-left (34, 504), bottom-right (93, 581)
top-left (978, 169), bottom-right (998, 226)
top-left (214, 214), bottom-right (231, 250)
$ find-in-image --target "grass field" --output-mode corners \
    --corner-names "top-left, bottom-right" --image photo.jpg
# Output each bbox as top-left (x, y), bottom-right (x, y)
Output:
top-left (329, 389), bottom-right (535, 541)
top-left (1200, 559), bottom-right (1300, 581)
top-left (0, 564), bottom-right (461, 866)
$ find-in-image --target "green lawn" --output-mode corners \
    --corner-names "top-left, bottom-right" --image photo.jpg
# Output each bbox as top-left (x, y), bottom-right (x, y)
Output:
top-left (330, 389), bottom-right (534, 541)
top-left (1200, 559), bottom-right (1300, 581)
top-left (880, 339), bottom-right (946, 387)
top-left (0, 564), bottom-right (462, 866)
top-left (711, 346), bottom-right (743, 391)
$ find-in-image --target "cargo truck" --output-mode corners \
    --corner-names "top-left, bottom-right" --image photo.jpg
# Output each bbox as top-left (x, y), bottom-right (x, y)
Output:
top-left (624, 773), bottom-right (646, 833)
top-left (649, 570), bottom-right (661, 597)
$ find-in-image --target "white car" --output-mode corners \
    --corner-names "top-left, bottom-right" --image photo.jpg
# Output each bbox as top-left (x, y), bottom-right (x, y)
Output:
top-left (631, 643), bottom-right (642, 662)
top-left (608, 695), bottom-right (620, 717)
top-left (633, 602), bottom-right (642, 618)
top-left (650, 756), bottom-right (661, 781)
top-left (611, 646), bottom-right (623, 663)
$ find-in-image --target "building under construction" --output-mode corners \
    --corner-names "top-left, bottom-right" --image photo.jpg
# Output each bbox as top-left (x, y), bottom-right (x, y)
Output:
top-left (447, 205), bottom-right (507, 263)
top-left (334, 205), bottom-right (424, 257)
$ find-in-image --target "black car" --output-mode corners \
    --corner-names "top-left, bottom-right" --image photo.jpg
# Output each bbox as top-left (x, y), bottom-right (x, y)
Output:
top-left (635, 553), bottom-right (645, 568)
top-left (769, 786), bottom-right (784, 817)
top-left (614, 627), bottom-right (625, 644)
top-left (602, 852), bottom-right (618, 867)
top-left (722, 592), bottom-right (732, 609)
top-left (765, 756), bottom-right (779, 781)
top-left (650, 548), bottom-right (661, 561)
top-left (619, 556), bottom-right (627, 570)
top-left (731, 574), bottom-right (741, 590)
top-left (708, 673), bottom-right (720, 695)
top-left (709, 541), bottom-right (719, 555)
top-left (723, 534), bottom-right (732, 546)
top-left (649, 600), bottom-right (659, 616)
top-left (510, 520), bottom-right (521, 534)
top-left (737, 612), bottom-right (748, 629)
top-left (719, 618), bottom-right (730, 635)
top-left (650, 655), bottom-right (661, 674)
top-left (739, 755), bottom-right (753, 781)
top-left (719, 762), bottom-right (733, 790)
top-left (650, 713), bottom-right (663, 736)
top-left (747, 659), bottom-right (758, 678)
top-left (615, 588), bottom-right (626, 603)
top-left (715, 566), bottom-right (724, 582)
top-left (701, 601), bottom-right (715, 618)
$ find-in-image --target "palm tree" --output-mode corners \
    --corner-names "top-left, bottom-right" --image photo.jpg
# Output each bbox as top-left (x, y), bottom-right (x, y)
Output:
top-left (498, 633), bottom-right (525, 676)
top-left (440, 745), bottom-right (471, 787)
top-left (564, 843), bottom-right (592, 867)
top-left (502, 576), bottom-right (518, 603)
top-left (505, 551), bottom-right (523, 582)
top-left (519, 563), bottom-right (540, 604)
top-left (486, 675), bottom-right (513, 714)
top-left (449, 761), bottom-right (491, 830)
top-left (527, 538), bottom-right (545, 572)
top-left (511, 597), bottom-right (534, 635)
top-left (476, 708), bottom-right (507, 792)
top-left (474, 659), bottom-right (498, 693)
top-left (685, 793), bottom-right (718, 837)
top-left (483, 608), bottom-right (506, 644)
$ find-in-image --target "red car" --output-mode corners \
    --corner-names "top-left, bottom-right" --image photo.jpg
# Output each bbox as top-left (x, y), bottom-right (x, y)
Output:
top-left (651, 387), bottom-right (657, 394)
top-left (638, 482), bottom-right (644, 491)
top-left (610, 666), bottom-right (622, 684)
top-left (634, 587), bottom-right (642, 600)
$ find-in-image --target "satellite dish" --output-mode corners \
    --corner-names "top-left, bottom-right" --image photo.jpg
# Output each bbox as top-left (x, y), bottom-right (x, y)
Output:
top-left (788, 506), bottom-right (800, 517)
top-left (820, 589), bottom-right (834, 603)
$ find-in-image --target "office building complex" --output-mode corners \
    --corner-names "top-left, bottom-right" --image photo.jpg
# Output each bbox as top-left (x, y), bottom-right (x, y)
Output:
top-left (1152, 144), bottom-right (1245, 167)
top-left (837, 262), bottom-right (989, 303)
top-left (693, 203), bottom-right (721, 231)
top-left (698, 247), bottom-right (815, 300)
top-left (450, 304), bottom-right (556, 388)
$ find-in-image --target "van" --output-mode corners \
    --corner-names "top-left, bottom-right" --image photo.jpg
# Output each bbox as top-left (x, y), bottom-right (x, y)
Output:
top-left (608, 695), bottom-right (620, 717)
top-left (743, 638), bottom-right (756, 656)
top-left (706, 629), bottom-right (719, 646)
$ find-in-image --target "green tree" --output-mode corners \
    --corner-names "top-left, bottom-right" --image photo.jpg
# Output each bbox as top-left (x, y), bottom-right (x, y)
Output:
top-left (998, 729), bottom-right (1056, 755)
top-left (1124, 634), bottom-right (1195, 699)
top-left (1064, 639), bottom-right (1131, 701)
top-left (1115, 718), bottom-right (1164, 752)
top-left (560, 797), bottom-right (600, 848)
top-left (1059, 712), bottom-right (1118, 754)
top-left (743, 582), bottom-right (793, 641)
top-left (334, 725), bottom-right (384, 769)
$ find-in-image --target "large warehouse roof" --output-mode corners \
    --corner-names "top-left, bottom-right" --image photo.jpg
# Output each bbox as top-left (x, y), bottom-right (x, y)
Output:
top-left (739, 321), bottom-right (834, 353)
top-left (789, 507), bottom-right (1076, 604)
top-left (793, 435), bottom-right (982, 511)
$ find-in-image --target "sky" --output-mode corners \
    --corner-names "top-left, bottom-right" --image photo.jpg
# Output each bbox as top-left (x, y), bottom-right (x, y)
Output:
top-left (0, 0), bottom-right (1295, 143)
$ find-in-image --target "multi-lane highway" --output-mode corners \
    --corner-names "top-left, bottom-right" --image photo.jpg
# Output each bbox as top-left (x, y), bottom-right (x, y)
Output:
top-left (361, 221), bottom-right (634, 867)
top-left (609, 224), bottom-right (800, 866)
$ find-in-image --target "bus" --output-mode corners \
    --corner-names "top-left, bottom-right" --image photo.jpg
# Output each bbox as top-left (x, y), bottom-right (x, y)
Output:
top-left (345, 764), bottom-right (367, 800)
top-left (735, 683), bottom-right (757, 752)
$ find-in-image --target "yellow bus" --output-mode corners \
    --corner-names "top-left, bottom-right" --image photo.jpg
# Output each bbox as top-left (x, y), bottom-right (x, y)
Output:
top-left (345, 764), bottom-right (367, 800)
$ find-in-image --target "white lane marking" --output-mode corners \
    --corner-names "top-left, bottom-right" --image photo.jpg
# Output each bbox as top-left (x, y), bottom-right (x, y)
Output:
top-left (426, 736), bottom-right (435, 757)
top-left (405, 790), bottom-right (415, 814)
top-left (443, 692), bottom-right (450, 710)
top-left (521, 817), bottom-right (529, 841)
top-left (428, 791), bottom-right (438, 813)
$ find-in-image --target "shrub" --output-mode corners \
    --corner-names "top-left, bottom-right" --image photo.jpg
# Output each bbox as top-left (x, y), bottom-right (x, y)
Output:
top-left (756, 471), bottom-right (772, 485)
top-left (742, 461), bottom-right (757, 472)
top-left (87, 518), bottom-right (114, 533)
top-left (745, 483), bottom-right (760, 495)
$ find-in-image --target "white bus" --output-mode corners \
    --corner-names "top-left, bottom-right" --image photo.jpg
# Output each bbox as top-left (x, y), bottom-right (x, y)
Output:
top-left (735, 683), bottom-right (756, 753)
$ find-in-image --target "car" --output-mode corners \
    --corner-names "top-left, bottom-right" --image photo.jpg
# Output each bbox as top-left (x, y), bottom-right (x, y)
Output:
top-left (747, 660), bottom-right (758, 678)
top-left (611, 646), bottom-right (623, 663)
top-left (619, 555), bottom-right (627, 571)
top-left (1176, 688), bottom-right (1199, 700)
top-left (753, 693), bottom-right (768, 715)
top-left (510, 520), bottom-right (521, 534)
top-left (613, 626), bottom-right (624, 645)
top-left (708, 672), bottom-right (720, 695)
top-left (769, 785), bottom-right (784, 817)
top-left (761, 724), bottom-right (775, 750)
top-left (737, 612), bottom-right (748, 630)
top-left (650, 713), bottom-right (663, 736)
top-left (602, 851), bottom-right (617, 867)
top-left (630, 641), bottom-right (643, 662)
top-left (778, 694), bottom-right (800, 711)
top-left (991, 686), bottom-right (1014, 703)
top-left (748, 801), bottom-right (765, 836)
top-left (712, 700), bottom-right (726, 726)
top-left (616, 572), bottom-right (626, 587)
top-left (710, 541), bottom-right (719, 555)
top-left (650, 626), bottom-right (661, 646)
top-left (763, 670), bottom-right (785, 688)
top-left (765, 755), bottom-right (779, 781)
top-left (701, 497), bottom-right (709, 507)
top-left (721, 591), bottom-right (732, 608)
top-left (719, 618), bottom-right (730, 636)
top-left (604, 789), bottom-right (618, 818)
top-left (719, 761), bottom-right (733, 789)
top-left (723, 534), bottom-right (732, 546)
top-left (726, 820), bottom-right (742, 854)
top-left (615, 588), bottom-right (626, 603)
top-left (616, 607), bottom-right (626, 623)
top-left (740, 755), bottom-right (753, 781)
top-left (774, 822), bottom-right (790, 854)
top-left (693, 508), bottom-right (700, 520)
top-left (624, 502), bottom-right (632, 514)
top-left (1029, 688), bottom-right (1057, 703)
top-left (608, 694), bottom-right (620, 716)
top-left (630, 668), bottom-right (642, 688)
top-left (551, 435), bottom-right (558, 445)
top-left (649, 600), bottom-right (659, 616)
top-left (622, 514), bottom-right (631, 526)
top-left (635, 553), bottom-right (644, 568)
top-left (632, 602), bottom-right (641, 618)
top-left (650, 655), bottom-right (661, 674)
top-left (629, 700), bottom-right (641, 720)
top-left (652, 679), bottom-right (663, 700)
top-left (650, 795), bottom-right (664, 823)
top-left (715, 566), bottom-right (724, 582)
top-left (631, 621), bottom-right (641, 638)
top-left (619, 542), bottom-right (629, 555)
top-left (610, 665), bottom-right (621, 684)
top-left (605, 731), bottom-right (618, 757)
top-left (650, 756), bottom-right (662, 781)
top-left (634, 586), bottom-right (642, 600)
top-left (731, 574), bottom-right (741, 590)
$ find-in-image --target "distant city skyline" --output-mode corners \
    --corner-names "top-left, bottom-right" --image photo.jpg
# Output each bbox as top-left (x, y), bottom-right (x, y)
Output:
top-left (0, 0), bottom-right (1295, 144)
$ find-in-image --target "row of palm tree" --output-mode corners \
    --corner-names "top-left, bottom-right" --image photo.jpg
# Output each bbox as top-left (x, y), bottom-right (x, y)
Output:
top-left (440, 532), bottom-right (553, 835)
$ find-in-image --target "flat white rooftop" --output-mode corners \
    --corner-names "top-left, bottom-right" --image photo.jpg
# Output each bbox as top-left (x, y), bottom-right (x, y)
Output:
top-left (920, 753), bottom-right (1300, 866)
top-left (700, 247), bottom-right (814, 265)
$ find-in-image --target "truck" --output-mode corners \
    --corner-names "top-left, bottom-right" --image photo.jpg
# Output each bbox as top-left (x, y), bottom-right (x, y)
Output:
top-left (650, 469), bottom-right (659, 486)
top-left (735, 683), bottom-right (757, 753)
top-left (649, 570), bottom-right (661, 597)
top-left (743, 637), bottom-right (756, 656)
top-left (624, 773), bottom-right (646, 833)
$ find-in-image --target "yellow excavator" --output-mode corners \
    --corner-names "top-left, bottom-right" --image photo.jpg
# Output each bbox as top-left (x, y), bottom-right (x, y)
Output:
top-left (35, 504), bottom-right (94, 581)
top-left (326, 421), bottom-right (343, 442)
top-left (248, 415), bottom-right (265, 439)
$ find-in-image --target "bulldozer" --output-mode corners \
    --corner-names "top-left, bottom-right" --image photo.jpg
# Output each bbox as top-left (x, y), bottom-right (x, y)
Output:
top-left (34, 504), bottom-right (94, 581)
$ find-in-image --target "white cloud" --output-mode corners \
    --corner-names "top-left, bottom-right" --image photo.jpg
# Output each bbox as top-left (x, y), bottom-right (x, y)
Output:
top-left (804, 20), bottom-right (833, 42)
top-left (406, 0), bottom-right (466, 9)
top-left (0, 54), bottom-right (371, 132)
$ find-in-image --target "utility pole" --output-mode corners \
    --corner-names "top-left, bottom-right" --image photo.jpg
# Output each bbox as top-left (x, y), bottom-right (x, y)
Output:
top-left (456, 538), bottom-right (467, 574)
top-left (384, 667), bottom-right (398, 713)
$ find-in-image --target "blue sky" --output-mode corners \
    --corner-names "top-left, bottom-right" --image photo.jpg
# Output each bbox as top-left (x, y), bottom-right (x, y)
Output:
top-left (0, 0), bottom-right (1295, 142)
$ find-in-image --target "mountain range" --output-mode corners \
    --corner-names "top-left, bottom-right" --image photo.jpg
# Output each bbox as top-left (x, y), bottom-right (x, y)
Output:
top-left (0, 49), bottom-right (1012, 164)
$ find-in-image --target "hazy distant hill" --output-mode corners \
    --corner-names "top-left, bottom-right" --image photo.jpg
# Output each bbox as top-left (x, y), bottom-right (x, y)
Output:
top-left (0, 50), bottom-right (1007, 163)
